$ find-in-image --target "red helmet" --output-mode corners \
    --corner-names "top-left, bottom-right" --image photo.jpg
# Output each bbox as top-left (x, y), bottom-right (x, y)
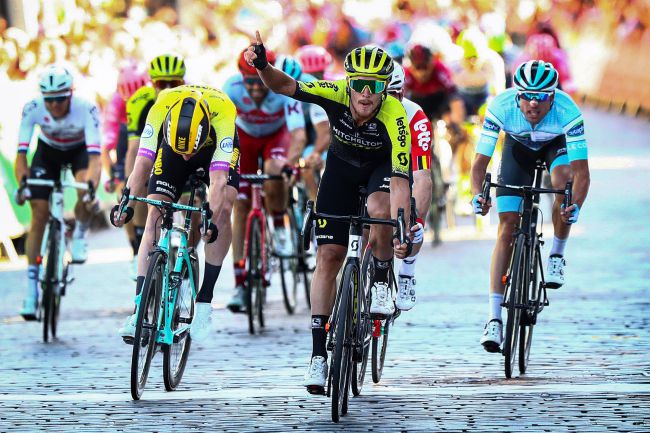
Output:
top-left (238, 47), bottom-right (276, 76)
top-left (117, 60), bottom-right (149, 101)
top-left (295, 45), bottom-right (333, 74)
top-left (407, 43), bottom-right (432, 69)
top-left (525, 34), bottom-right (557, 63)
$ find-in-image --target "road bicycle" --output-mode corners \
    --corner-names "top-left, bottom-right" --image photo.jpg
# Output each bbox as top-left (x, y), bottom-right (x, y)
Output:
top-left (300, 188), bottom-right (406, 422)
top-left (17, 166), bottom-right (93, 342)
top-left (481, 162), bottom-right (572, 378)
top-left (113, 171), bottom-right (211, 400)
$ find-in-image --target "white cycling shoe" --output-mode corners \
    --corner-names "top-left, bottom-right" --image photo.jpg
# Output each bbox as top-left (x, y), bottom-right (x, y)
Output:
top-left (370, 281), bottom-right (395, 317)
top-left (396, 275), bottom-right (416, 311)
top-left (303, 355), bottom-right (328, 395)
top-left (118, 313), bottom-right (137, 344)
top-left (480, 319), bottom-right (503, 353)
top-left (20, 295), bottom-right (38, 321)
top-left (546, 255), bottom-right (565, 288)
top-left (190, 302), bottom-right (213, 342)
top-left (71, 237), bottom-right (88, 264)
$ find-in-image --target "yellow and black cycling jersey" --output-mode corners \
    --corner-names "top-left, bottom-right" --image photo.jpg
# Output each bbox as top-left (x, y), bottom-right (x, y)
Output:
top-left (126, 85), bottom-right (157, 140)
top-left (292, 79), bottom-right (411, 179)
top-left (136, 84), bottom-right (237, 172)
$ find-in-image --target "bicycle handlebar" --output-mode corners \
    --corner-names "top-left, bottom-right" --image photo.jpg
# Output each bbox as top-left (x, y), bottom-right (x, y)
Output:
top-left (300, 200), bottom-right (407, 252)
top-left (481, 173), bottom-right (572, 206)
top-left (240, 173), bottom-right (284, 184)
top-left (17, 176), bottom-right (94, 204)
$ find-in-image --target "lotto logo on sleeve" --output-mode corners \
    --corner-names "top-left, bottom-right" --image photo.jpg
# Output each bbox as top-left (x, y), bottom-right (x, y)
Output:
top-left (220, 137), bottom-right (234, 153)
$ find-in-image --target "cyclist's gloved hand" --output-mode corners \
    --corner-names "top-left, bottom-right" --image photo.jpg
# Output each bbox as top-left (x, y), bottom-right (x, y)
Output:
top-left (471, 193), bottom-right (490, 215)
top-left (14, 187), bottom-right (31, 206)
top-left (202, 222), bottom-right (218, 244)
top-left (110, 204), bottom-right (134, 227)
top-left (561, 203), bottom-right (580, 224)
top-left (411, 221), bottom-right (424, 245)
top-left (248, 31), bottom-right (269, 70)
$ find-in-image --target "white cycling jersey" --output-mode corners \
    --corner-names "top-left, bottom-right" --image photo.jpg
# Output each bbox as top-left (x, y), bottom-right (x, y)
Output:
top-left (18, 95), bottom-right (102, 154)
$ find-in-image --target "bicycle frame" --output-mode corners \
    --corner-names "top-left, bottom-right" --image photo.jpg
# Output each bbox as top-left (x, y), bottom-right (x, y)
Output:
top-left (129, 195), bottom-right (200, 346)
top-left (243, 180), bottom-right (269, 283)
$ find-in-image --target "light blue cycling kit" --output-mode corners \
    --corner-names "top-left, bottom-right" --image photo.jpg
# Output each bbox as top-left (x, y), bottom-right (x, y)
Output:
top-left (476, 88), bottom-right (587, 212)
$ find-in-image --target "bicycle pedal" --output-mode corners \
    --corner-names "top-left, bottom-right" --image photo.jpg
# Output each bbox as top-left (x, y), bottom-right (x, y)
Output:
top-left (481, 341), bottom-right (501, 354)
top-left (306, 385), bottom-right (326, 396)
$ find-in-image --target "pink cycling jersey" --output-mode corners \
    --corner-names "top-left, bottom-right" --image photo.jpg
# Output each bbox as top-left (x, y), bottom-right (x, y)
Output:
top-left (102, 92), bottom-right (126, 151)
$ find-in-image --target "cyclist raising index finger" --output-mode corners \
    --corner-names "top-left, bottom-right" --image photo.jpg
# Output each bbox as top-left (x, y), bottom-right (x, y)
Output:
top-left (245, 31), bottom-right (411, 394)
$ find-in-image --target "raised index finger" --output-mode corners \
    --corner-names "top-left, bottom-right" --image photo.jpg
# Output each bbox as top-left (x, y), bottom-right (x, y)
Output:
top-left (255, 30), bottom-right (264, 45)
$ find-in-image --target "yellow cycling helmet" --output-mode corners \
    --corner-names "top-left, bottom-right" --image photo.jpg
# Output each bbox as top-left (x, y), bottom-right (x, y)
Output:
top-left (163, 90), bottom-right (211, 155)
top-left (149, 54), bottom-right (186, 81)
top-left (344, 46), bottom-right (394, 80)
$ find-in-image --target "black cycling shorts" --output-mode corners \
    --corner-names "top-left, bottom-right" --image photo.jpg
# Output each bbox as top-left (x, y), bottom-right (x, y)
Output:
top-left (315, 152), bottom-right (412, 247)
top-left (147, 135), bottom-right (240, 202)
top-left (29, 140), bottom-right (89, 200)
top-left (496, 134), bottom-right (569, 213)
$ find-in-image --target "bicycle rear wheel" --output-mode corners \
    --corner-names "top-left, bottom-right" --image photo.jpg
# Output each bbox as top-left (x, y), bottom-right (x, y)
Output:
top-left (330, 262), bottom-right (355, 423)
top-left (163, 255), bottom-right (197, 391)
top-left (519, 241), bottom-right (541, 374)
top-left (131, 251), bottom-right (164, 400)
top-left (246, 216), bottom-right (264, 335)
top-left (42, 220), bottom-right (60, 343)
top-left (351, 267), bottom-right (371, 396)
top-left (371, 319), bottom-right (390, 383)
top-left (504, 235), bottom-right (525, 379)
top-left (279, 208), bottom-right (302, 314)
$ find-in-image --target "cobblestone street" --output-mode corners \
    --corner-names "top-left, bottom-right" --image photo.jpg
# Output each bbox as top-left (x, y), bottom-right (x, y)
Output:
top-left (1, 109), bottom-right (649, 432)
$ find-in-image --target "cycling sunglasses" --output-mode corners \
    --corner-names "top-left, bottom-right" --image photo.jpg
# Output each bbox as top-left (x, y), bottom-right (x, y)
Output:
top-left (44, 95), bottom-right (69, 103)
top-left (243, 76), bottom-right (264, 86)
top-left (519, 92), bottom-right (553, 102)
top-left (348, 78), bottom-right (387, 94)
top-left (153, 79), bottom-right (183, 90)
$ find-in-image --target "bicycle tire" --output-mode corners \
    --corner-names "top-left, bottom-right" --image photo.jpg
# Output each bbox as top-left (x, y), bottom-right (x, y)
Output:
top-left (330, 262), bottom-right (355, 423)
top-left (351, 267), bottom-right (371, 396)
top-left (42, 220), bottom-right (60, 343)
top-left (519, 240), bottom-right (540, 374)
top-left (131, 251), bottom-right (164, 400)
top-left (246, 216), bottom-right (263, 335)
top-left (504, 235), bottom-right (525, 379)
top-left (280, 208), bottom-right (300, 314)
top-left (371, 319), bottom-right (390, 383)
top-left (163, 256), bottom-right (197, 391)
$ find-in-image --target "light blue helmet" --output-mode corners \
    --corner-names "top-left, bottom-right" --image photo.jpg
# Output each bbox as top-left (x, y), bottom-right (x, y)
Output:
top-left (513, 60), bottom-right (559, 92)
top-left (275, 55), bottom-right (303, 80)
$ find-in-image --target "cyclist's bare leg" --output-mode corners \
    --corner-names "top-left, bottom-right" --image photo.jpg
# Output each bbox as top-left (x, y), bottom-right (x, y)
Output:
top-left (550, 165), bottom-right (572, 240)
top-left (366, 191), bottom-right (392, 261)
top-left (73, 169), bottom-right (92, 224)
top-left (490, 212), bottom-right (519, 295)
top-left (310, 244), bottom-right (346, 315)
top-left (302, 167), bottom-right (319, 200)
top-left (178, 193), bottom-right (202, 247)
top-left (411, 169), bottom-right (433, 256)
top-left (232, 197), bottom-right (251, 264)
top-left (204, 185), bottom-right (236, 265)
top-left (263, 158), bottom-right (288, 215)
top-left (25, 199), bottom-right (49, 264)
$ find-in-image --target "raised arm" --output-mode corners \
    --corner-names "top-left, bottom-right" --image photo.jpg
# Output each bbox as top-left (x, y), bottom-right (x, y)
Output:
top-left (244, 31), bottom-right (297, 96)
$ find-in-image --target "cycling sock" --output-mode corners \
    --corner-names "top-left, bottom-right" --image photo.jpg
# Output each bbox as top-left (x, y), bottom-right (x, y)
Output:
top-left (197, 263), bottom-right (222, 303)
top-left (550, 236), bottom-right (567, 257)
top-left (399, 254), bottom-right (417, 277)
top-left (135, 276), bottom-right (145, 296)
top-left (311, 315), bottom-right (329, 359)
top-left (234, 260), bottom-right (245, 287)
top-left (73, 221), bottom-right (89, 239)
top-left (372, 255), bottom-right (391, 283)
top-left (130, 239), bottom-right (139, 256)
top-left (272, 212), bottom-right (285, 229)
top-left (489, 293), bottom-right (504, 322)
top-left (27, 264), bottom-right (39, 297)
top-left (134, 226), bottom-right (145, 252)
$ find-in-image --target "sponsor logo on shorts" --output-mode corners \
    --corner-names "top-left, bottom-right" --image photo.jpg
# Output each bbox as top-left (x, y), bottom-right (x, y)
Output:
top-left (154, 148), bottom-right (164, 175)
top-left (567, 121), bottom-right (584, 137)
top-left (315, 234), bottom-right (334, 240)
top-left (220, 137), bottom-right (234, 153)
top-left (317, 219), bottom-right (327, 228)
top-left (230, 147), bottom-right (240, 169)
top-left (142, 124), bottom-right (154, 139)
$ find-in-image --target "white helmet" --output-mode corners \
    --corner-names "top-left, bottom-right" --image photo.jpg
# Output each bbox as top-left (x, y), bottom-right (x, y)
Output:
top-left (39, 64), bottom-right (73, 95)
top-left (388, 62), bottom-right (405, 93)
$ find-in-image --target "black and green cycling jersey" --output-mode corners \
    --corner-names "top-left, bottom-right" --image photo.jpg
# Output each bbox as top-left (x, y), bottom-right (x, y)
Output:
top-left (292, 79), bottom-right (411, 179)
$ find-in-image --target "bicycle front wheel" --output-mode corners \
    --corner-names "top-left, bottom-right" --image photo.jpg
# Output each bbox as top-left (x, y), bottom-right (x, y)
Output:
top-left (42, 220), bottom-right (60, 343)
top-left (246, 216), bottom-right (264, 335)
top-left (519, 240), bottom-right (541, 374)
top-left (163, 255), bottom-right (197, 391)
top-left (504, 235), bottom-right (526, 379)
top-left (131, 251), bottom-right (164, 400)
top-left (330, 262), bottom-right (356, 423)
top-left (351, 265), bottom-right (371, 396)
